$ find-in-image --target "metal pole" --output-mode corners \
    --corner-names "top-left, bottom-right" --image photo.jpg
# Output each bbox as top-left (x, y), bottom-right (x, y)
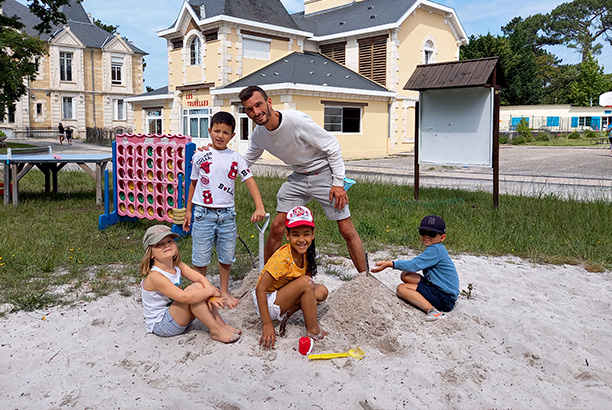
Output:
top-left (255, 213), bottom-right (270, 273)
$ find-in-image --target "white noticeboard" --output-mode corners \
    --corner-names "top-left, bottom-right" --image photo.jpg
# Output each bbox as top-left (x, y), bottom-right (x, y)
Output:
top-left (419, 87), bottom-right (494, 167)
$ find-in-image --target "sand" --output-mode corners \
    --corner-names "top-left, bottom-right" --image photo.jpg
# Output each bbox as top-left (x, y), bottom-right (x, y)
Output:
top-left (1, 250), bottom-right (611, 409)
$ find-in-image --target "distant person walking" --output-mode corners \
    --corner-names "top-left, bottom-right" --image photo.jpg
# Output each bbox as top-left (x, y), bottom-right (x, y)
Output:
top-left (607, 122), bottom-right (612, 156)
top-left (58, 122), bottom-right (65, 145)
top-left (65, 127), bottom-right (73, 146)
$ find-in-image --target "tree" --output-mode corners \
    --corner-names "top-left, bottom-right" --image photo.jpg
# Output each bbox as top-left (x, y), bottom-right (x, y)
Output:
top-left (544, 0), bottom-right (612, 62)
top-left (460, 33), bottom-right (542, 105)
top-left (0, 0), bottom-right (73, 116)
top-left (542, 64), bottom-right (579, 104)
top-left (502, 14), bottom-right (554, 54)
top-left (568, 52), bottom-right (612, 105)
top-left (94, 18), bottom-right (118, 34)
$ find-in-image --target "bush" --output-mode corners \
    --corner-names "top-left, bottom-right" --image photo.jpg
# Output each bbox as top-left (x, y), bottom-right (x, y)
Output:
top-left (516, 118), bottom-right (532, 142)
top-left (584, 129), bottom-right (598, 139)
top-left (499, 135), bottom-right (509, 144)
top-left (0, 130), bottom-right (6, 139)
top-left (568, 131), bottom-right (581, 139)
top-left (511, 135), bottom-right (527, 145)
top-left (535, 131), bottom-right (551, 142)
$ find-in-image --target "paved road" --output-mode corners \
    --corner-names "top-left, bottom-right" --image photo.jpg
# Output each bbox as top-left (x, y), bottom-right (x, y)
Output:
top-left (253, 145), bottom-right (612, 201)
top-left (9, 138), bottom-right (612, 201)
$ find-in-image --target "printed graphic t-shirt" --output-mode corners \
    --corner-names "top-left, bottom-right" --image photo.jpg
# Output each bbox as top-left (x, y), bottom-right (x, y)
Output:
top-left (190, 147), bottom-right (253, 208)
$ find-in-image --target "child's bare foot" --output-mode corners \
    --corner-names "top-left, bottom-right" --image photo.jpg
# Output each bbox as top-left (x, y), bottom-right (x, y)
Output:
top-left (210, 326), bottom-right (241, 344)
top-left (221, 292), bottom-right (239, 309)
top-left (220, 320), bottom-right (242, 335)
top-left (307, 329), bottom-right (328, 341)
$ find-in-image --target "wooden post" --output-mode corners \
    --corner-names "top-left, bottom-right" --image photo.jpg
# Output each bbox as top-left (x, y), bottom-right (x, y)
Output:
top-left (414, 100), bottom-right (420, 200)
top-left (493, 88), bottom-right (500, 209)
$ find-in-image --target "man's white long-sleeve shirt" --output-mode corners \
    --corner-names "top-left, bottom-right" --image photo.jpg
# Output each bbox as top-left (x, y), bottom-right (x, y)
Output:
top-left (243, 110), bottom-right (346, 187)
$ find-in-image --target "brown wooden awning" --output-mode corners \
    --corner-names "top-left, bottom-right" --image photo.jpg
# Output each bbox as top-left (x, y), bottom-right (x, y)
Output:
top-left (176, 82), bottom-right (215, 91)
top-left (404, 57), bottom-right (507, 91)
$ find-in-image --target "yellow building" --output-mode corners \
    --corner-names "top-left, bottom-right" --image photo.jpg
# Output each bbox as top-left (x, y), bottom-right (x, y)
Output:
top-left (0, 0), bottom-right (146, 139)
top-left (128, 0), bottom-right (467, 158)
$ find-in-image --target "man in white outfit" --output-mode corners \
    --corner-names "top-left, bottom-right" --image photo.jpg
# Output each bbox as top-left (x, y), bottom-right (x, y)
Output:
top-left (239, 85), bottom-right (367, 273)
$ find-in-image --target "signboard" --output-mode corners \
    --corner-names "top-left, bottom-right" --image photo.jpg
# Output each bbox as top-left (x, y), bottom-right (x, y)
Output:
top-left (419, 87), bottom-right (494, 167)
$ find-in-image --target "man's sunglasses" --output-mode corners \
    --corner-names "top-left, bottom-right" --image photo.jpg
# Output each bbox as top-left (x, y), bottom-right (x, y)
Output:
top-left (419, 229), bottom-right (439, 238)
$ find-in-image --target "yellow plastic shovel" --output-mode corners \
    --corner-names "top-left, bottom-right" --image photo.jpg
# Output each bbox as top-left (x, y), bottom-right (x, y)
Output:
top-left (307, 346), bottom-right (365, 360)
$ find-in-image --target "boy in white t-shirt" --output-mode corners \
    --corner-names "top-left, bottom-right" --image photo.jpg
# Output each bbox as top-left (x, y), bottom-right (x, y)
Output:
top-left (183, 111), bottom-right (265, 308)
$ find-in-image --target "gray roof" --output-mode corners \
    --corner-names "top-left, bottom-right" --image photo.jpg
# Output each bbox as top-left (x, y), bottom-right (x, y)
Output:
top-left (164, 0), bottom-right (300, 31)
top-left (135, 86), bottom-right (170, 97)
top-left (291, 0), bottom-right (419, 37)
top-left (221, 51), bottom-right (389, 92)
top-left (2, 0), bottom-right (146, 54)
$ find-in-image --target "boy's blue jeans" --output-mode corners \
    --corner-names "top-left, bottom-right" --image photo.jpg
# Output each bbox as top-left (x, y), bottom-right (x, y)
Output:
top-left (191, 205), bottom-right (237, 267)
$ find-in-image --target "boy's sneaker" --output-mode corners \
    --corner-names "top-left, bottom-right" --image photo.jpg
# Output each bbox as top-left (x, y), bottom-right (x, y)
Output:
top-left (425, 308), bottom-right (445, 321)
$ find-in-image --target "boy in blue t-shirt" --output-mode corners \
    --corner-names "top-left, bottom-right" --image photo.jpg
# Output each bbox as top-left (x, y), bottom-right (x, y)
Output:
top-left (371, 215), bottom-right (459, 321)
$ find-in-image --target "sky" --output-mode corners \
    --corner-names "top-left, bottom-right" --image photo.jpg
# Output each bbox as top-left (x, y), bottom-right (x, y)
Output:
top-left (47, 0), bottom-right (612, 90)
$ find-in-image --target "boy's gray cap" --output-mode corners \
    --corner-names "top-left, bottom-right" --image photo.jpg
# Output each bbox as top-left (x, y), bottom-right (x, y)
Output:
top-left (418, 215), bottom-right (446, 234)
top-left (143, 225), bottom-right (179, 249)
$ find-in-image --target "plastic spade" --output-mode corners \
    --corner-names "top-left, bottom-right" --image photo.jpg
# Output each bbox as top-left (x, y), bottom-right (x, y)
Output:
top-left (307, 346), bottom-right (365, 360)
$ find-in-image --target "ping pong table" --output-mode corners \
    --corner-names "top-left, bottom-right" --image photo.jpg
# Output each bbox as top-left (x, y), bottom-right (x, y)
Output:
top-left (1, 147), bottom-right (112, 206)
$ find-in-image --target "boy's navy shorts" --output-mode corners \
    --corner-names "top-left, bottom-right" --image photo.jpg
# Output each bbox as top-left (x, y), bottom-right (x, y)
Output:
top-left (417, 280), bottom-right (456, 312)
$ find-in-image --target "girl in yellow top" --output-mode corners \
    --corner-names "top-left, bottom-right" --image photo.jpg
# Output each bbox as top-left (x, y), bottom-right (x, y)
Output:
top-left (253, 206), bottom-right (328, 349)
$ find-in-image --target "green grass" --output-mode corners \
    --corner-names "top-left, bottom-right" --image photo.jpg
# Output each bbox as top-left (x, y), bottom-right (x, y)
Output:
top-left (523, 138), bottom-right (605, 147)
top-left (0, 142), bottom-right (38, 154)
top-left (0, 169), bottom-right (610, 312)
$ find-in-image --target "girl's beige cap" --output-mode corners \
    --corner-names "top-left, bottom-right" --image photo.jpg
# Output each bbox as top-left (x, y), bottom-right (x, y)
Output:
top-left (143, 225), bottom-right (178, 249)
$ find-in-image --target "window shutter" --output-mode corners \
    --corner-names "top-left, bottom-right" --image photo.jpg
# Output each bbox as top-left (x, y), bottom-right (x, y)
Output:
top-left (320, 42), bottom-right (346, 65)
top-left (358, 35), bottom-right (387, 86)
top-left (571, 117), bottom-right (578, 127)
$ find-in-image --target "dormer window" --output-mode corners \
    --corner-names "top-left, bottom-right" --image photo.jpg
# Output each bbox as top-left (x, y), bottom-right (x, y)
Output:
top-left (423, 39), bottom-right (436, 64)
top-left (111, 56), bottom-right (123, 85)
top-left (190, 36), bottom-right (201, 65)
top-left (59, 51), bottom-right (73, 82)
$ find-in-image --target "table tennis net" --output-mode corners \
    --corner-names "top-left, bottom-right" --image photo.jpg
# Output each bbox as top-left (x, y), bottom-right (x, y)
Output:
top-left (6, 146), bottom-right (52, 159)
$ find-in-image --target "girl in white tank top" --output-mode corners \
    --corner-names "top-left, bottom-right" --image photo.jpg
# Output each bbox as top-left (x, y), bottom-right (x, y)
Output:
top-left (139, 225), bottom-right (241, 343)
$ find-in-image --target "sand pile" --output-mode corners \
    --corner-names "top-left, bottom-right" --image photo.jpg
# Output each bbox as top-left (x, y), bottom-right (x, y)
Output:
top-left (229, 267), bottom-right (417, 356)
top-left (320, 272), bottom-right (410, 354)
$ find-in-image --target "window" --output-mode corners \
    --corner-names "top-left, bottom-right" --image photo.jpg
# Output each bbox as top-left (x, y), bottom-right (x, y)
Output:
top-left (62, 97), bottom-right (75, 119)
top-left (8, 106), bottom-right (15, 123)
top-left (238, 106), bottom-right (253, 141)
top-left (546, 116), bottom-right (559, 127)
top-left (147, 109), bottom-right (163, 134)
top-left (205, 31), bottom-right (218, 42)
top-left (172, 38), bottom-right (183, 49)
top-left (59, 52), bottom-right (73, 82)
top-left (243, 35), bottom-right (270, 60)
top-left (182, 108), bottom-right (210, 138)
top-left (36, 103), bottom-right (43, 116)
top-left (114, 99), bottom-right (125, 120)
top-left (320, 42), bottom-right (346, 65)
top-left (190, 37), bottom-right (201, 65)
top-left (358, 35), bottom-right (387, 86)
top-left (324, 106), bottom-right (361, 133)
top-left (511, 117), bottom-right (528, 128)
top-left (577, 116), bottom-right (592, 127)
top-left (111, 56), bottom-right (123, 85)
top-left (423, 40), bottom-right (435, 64)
